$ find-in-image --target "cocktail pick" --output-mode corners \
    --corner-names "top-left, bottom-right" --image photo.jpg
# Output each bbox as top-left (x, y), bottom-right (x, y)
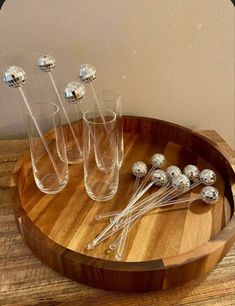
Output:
top-left (64, 81), bottom-right (109, 172)
top-left (144, 166), bottom-right (184, 203)
top-left (113, 173), bottom-right (190, 232)
top-left (114, 162), bottom-right (147, 260)
top-left (64, 81), bottom-right (86, 104)
top-left (166, 165), bottom-right (182, 179)
top-left (111, 169), bottom-right (169, 228)
top-left (109, 172), bottom-right (192, 242)
top-left (114, 168), bottom-right (167, 260)
top-left (108, 186), bottom-right (219, 257)
top-left (119, 167), bottom-right (216, 224)
top-left (89, 167), bottom-right (217, 255)
top-left (107, 169), bottom-right (170, 235)
top-left (174, 167), bottom-right (216, 194)
top-left (38, 55), bottom-right (83, 158)
top-left (122, 185), bottom-right (219, 229)
top-left (183, 165), bottom-right (200, 182)
top-left (114, 155), bottom-right (167, 218)
top-left (121, 174), bottom-right (192, 223)
top-left (199, 169), bottom-right (216, 185)
top-left (95, 161), bottom-right (147, 221)
top-left (88, 171), bottom-right (183, 249)
top-left (95, 167), bottom-right (169, 222)
top-left (155, 185), bottom-right (219, 207)
top-left (95, 155), bottom-right (166, 222)
top-left (79, 64), bottom-right (108, 127)
top-left (138, 167), bottom-right (216, 213)
top-left (96, 164), bottom-right (199, 222)
top-left (4, 66), bottom-right (62, 182)
top-left (131, 161), bottom-right (148, 192)
top-left (133, 154), bottom-right (166, 197)
top-left (86, 169), bottom-right (168, 250)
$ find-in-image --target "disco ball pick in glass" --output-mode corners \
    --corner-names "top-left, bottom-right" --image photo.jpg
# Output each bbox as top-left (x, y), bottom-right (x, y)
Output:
top-left (79, 64), bottom-right (108, 128)
top-left (64, 81), bottom-right (111, 172)
top-left (4, 66), bottom-right (62, 182)
top-left (38, 55), bottom-right (83, 160)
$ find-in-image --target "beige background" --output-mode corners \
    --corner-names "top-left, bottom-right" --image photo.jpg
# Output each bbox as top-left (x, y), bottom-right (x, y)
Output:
top-left (0, 0), bottom-right (234, 147)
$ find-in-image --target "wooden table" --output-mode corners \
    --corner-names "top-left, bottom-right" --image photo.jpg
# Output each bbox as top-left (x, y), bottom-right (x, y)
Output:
top-left (0, 132), bottom-right (235, 305)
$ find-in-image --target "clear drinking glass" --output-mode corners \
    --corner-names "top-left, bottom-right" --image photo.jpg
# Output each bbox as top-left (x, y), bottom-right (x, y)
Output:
top-left (61, 103), bottom-right (83, 164)
top-left (98, 90), bottom-right (123, 167)
top-left (83, 109), bottom-right (119, 201)
top-left (27, 103), bottom-right (69, 194)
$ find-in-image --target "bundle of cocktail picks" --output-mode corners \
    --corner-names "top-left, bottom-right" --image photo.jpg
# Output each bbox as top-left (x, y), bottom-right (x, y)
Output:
top-left (87, 153), bottom-right (219, 261)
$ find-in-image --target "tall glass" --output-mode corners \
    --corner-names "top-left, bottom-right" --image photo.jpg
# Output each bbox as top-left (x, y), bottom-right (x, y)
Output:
top-left (98, 90), bottom-right (123, 167)
top-left (27, 103), bottom-right (69, 194)
top-left (83, 109), bottom-right (119, 201)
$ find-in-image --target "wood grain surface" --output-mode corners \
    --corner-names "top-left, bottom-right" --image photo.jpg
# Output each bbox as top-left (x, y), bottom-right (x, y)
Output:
top-left (9, 116), bottom-right (235, 292)
top-left (0, 133), bottom-right (234, 304)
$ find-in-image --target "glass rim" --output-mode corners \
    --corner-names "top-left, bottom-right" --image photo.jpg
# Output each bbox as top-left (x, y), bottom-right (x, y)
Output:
top-left (26, 102), bottom-right (60, 119)
top-left (83, 108), bottom-right (117, 125)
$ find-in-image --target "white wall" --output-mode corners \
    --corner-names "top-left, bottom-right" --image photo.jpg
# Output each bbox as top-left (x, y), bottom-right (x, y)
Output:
top-left (0, 0), bottom-right (234, 147)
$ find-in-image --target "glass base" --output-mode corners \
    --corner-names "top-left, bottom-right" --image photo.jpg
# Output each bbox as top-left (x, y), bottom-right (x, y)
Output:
top-left (35, 173), bottom-right (68, 194)
top-left (85, 181), bottom-right (118, 202)
top-left (86, 191), bottom-right (118, 202)
top-left (67, 150), bottom-right (83, 165)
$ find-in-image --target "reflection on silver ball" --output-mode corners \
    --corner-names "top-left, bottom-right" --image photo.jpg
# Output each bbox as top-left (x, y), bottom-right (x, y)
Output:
top-left (64, 81), bottom-right (86, 103)
top-left (166, 165), bottom-right (181, 180)
top-left (38, 55), bottom-right (56, 72)
top-left (151, 153), bottom-right (166, 168)
top-left (132, 161), bottom-right (147, 178)
top-left (4, 66), bottom-right (26, 88)
top-left (199, 169), bottom-right (216, 185)
top-left (79, 64), bottom-right (96, 83)
top-left (200, 186), bottom-right (219, 205)
top-left (172, 174), bottom-right (190, 191)
top-left (151, 169), bottom-right (168, 186)
top-left (183, 165), bottom-right (200, 182)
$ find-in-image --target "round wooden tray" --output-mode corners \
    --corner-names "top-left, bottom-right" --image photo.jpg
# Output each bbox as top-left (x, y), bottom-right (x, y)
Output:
top-left (11, 116), bottom-right (235, 292)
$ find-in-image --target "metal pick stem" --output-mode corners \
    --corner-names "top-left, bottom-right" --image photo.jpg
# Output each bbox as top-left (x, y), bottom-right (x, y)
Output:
top-left (48, 72), bottom-right (83, 157)
top-left (19, 87), bottom-right (62, 182)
